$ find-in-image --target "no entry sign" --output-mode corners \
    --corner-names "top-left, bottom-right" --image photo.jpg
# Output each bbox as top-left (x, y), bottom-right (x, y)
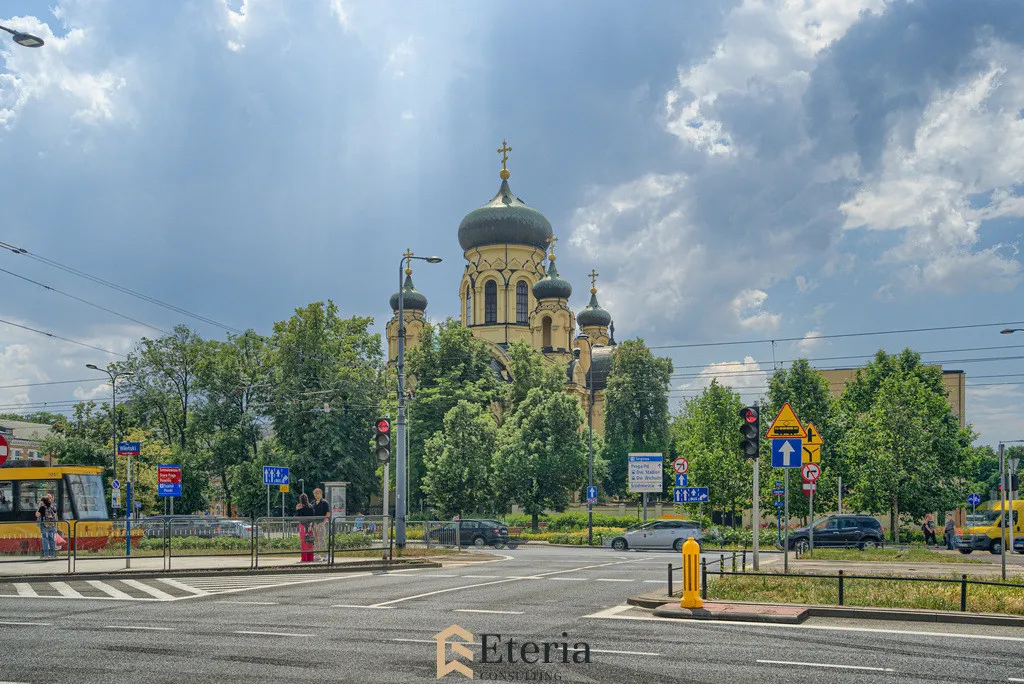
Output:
top-left (0, 433), bottom-right (8, 467)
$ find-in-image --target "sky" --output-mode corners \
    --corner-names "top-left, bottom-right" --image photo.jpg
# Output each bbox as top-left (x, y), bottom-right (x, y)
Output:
top-left (1, 0), bottom-right (1023, 446)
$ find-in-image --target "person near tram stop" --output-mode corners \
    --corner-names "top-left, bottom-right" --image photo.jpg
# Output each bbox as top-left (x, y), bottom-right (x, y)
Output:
top-left (921, 514), bottom-right (937, 546)
top-left (35, 493), bottom-right (58, 559)
top-left (296, 493), bottom-right (315, 563)
top-left (311, 488), bottom-right (331, 561)
top-left (944, 513), bottom-right (956, 550)
top-left (355, 512), bottom-right (365, 532)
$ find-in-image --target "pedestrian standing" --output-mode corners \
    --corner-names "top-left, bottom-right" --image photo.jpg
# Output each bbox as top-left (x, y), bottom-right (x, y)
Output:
top-left (36, 494), bottom-right (57, 559)
top-left (922, 514), bottom-right (937, 546)
top-left (944, 513), bottom-right (956, 550)
top-left (296, 494), bottom-right (315, 563)
top-left (311, 488), bottom-right (331, 562)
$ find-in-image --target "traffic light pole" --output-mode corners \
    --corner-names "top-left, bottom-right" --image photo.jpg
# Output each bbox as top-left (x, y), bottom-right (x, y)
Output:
top-left (752, 455), bottom-right (759, 571)
top-left (396, 258), bottom-right (408, 549)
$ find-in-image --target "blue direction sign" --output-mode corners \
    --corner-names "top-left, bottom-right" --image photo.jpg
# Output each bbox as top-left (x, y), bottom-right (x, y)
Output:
top-left (772, 487), bottom-right (785, 496)
top-left (968, 493), bottom-right (982, 506)
top-left (773, 501), bottom-right (785, 508)
top-left (675, 474), bottom-right (688, 487)
top-left (262, 466), bottom-right (290, 486)
top-left (674, 487), bottom-right (709, 504)
top-left (586, 485), bottom-right (598, 505)
top-left (771, 438), bottom-right (803, 468)
top-left (117, 441), bottom-right (141, 456)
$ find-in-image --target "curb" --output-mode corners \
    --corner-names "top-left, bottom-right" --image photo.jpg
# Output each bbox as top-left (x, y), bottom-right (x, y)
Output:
top-left (628, 592), bottom-right (1024, 627)
top-left (0, 558), bottom-right (441, 584)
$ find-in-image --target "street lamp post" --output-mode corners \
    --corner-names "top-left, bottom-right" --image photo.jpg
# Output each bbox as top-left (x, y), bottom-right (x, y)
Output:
top-left (396, 251), bottom-right (442, 548)
top-left (0, 24), bottom-right (45, 48)
top-left (86, 364), bottom-right (133, 518)
top-left (577, 334), bottom-right (595, 545)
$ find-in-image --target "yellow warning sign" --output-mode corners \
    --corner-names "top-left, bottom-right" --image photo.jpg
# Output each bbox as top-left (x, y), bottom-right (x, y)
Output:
top-left (805, 422), bottom-right (824, 446)
top-left (279, 484), bottom-right (290, 493)
top-left (803, 444), bottom-right (821, 464)
top-left (766, 402), bottom-right (806, 439)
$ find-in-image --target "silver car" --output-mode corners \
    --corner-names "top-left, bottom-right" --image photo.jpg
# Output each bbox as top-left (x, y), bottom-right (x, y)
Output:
top-left (608, 520), bottom-right (702, 552)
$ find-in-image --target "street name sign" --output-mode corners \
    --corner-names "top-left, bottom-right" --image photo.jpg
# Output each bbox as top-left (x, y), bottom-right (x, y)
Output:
top-left (672, 458), bottom-right (689, 475)
top-left (766, 402), bottom-right (806, 439)
top-left (674, 487), bottom-right (709, 503)
top-left (117, 441), bottom-right (141, 456)
top-left (772, 487), bottom-right (785, 496)
top-left (771, 438), bottom-right (803, 468)
top-left (157, 464), bottom-right (182, 498)
top-left (262, 466), bottom-right (290, 486)
top-left (675, 474), bottom-right (688, 487)
top-left (627, 453), bottom-right (664, 493)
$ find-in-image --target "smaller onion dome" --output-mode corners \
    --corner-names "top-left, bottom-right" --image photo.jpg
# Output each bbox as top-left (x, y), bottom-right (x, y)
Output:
top-left (390, 271), bottom-right (428, 312)
top-left (577, 289), bottom-right (611, 328)
top-left (533, 255), bottom-right (572, 301)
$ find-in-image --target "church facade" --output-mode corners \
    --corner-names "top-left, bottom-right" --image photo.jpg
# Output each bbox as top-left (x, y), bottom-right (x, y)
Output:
top-left (386, 143), bottom-right (617, 434)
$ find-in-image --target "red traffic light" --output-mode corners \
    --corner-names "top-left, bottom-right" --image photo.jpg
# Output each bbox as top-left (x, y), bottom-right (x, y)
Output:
top-left (740, 407), bottom-right (758, 423)
top-left (376, 418), bottom-right (391, 433)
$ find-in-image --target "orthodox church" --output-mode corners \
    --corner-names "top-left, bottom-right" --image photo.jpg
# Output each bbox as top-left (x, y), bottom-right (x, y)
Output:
top-left (386, 143), bottom-right (617, 434)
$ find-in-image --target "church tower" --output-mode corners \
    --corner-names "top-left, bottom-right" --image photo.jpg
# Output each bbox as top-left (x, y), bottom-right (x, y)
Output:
top-left (386, 254), bottom-right (429, 362)
top-left (458, 142), bottom-right (550, 353)
top-left (530, 237), bottom-right (575, 361)
top-left (576, 270), bottom-right (612, 345)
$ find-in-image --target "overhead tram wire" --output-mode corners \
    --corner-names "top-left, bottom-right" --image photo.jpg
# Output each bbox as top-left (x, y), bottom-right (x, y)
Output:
top-left (0, 267), bottom-right (171, 336)
top-left (0, 379), bottom-right (96, 390)
top-left (0, 318), bottom-right (127, 357)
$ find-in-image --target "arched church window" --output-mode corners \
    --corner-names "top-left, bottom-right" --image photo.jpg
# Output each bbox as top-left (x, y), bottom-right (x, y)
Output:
top-left (484, 280), bottom-right (497, 324)
top-left (516, 281), bottom-right (529, 324)
top-left (542, 316), bottom-right (552, 348)
top-left (465, 285), bottom-right (473, 325)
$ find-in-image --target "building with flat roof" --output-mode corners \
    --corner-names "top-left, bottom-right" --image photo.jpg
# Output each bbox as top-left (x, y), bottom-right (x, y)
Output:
top-left (819, 368), bottom-right (966, 428)
top-left (0, 419), bottom-right (56, 465)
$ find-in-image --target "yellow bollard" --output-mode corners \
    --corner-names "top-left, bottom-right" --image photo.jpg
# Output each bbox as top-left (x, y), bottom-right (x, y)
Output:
top-left (680, 536), bottom-right (703, 609)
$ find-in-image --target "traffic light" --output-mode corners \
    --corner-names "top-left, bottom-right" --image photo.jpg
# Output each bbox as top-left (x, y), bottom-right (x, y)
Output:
top-left (374, 418), bottom-right (391, 464)
top-left (739, 406), bottom-right (759, 458)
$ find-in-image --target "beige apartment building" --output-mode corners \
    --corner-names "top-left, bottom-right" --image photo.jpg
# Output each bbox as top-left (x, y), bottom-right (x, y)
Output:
top-left (819, 368), bottom-right (966, 427)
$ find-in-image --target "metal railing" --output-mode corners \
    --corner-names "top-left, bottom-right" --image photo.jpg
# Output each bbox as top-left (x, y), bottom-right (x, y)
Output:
top-left (666, 548), bottom-right (784, 596)
top-left (0, 520), bottom-right (73, 573)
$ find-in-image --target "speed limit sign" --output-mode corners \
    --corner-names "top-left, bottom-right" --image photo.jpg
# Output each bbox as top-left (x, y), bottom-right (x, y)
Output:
top-left (673, 458), bottom-right (688, 475)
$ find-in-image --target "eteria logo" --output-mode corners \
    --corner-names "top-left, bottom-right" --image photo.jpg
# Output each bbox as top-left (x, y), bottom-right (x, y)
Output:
top-left (435, 624), bottom-right (474, 679)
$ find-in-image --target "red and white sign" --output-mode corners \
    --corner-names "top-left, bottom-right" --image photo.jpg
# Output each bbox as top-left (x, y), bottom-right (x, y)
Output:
top-left (0, 433), bottom-right (8, 467)
top-left (802, 482), bottom-right (817, 496)
top-left (673, 458), bottom-right (689, 475)
top-left (801, 462), bottom-right (820, 483)
top-left (157, 465), bottom-right (182, 485)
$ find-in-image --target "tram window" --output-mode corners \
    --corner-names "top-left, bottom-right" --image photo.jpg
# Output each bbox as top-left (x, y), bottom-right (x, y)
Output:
top-left (17, 481), bottom-right (58, 518)
top-left (66, 474), bottom-right (107, 520)
top-left (0, 482), bottom-right (12, 513)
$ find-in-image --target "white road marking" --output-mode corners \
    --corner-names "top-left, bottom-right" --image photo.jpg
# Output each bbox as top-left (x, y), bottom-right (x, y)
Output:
top-left (235, 630), bottom-right (303, 637)
top-left (0, 621), bottom-right (51, 626)
top-left (103, 625), bottom-right (173, 631)
top-left (50, 581), bottom-right (85, 598)
top-left (214, 600), bottom-right (279, 605)
top-left (86, 580), bottom-right (134, 600)
top-left (583, 605), bottom-right (1024, 643)
top-left (157, 578), bottom-right (209, 596)
top-left (1008, 678), bottom-right (1024, 682)
top-left (389, 638), bottom-right (657, 657)
top-left (594, 578), bottom-right (633, 583)
top-left (454, 609), bottom-right (525, 615)
top-left (590, 648), bottom-right (660, 657)
top-left (758, 659), bottom-right (894, 673)
top-left (371, 557), bottom-right (649, 608)
top-left (121, 579), bottom-right (175, 601)
top-left (331, 604), bottom-right (393, 609)
top-left (13, 583), bottom-right (37, 597)
top-left (549, 577), bottom-right (588, 581)
top-left (462, 575), bottom-right (501, 579)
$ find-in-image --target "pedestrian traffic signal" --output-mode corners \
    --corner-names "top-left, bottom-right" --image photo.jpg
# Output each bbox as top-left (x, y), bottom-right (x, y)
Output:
top-left (374, 418), bottom-right (391, 464)
top-left (739, 406), bottom-right (759, 458)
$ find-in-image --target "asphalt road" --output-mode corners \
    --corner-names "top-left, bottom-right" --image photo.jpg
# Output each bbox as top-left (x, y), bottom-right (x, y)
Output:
top-left (1, 546), bottom-right (1023, 683)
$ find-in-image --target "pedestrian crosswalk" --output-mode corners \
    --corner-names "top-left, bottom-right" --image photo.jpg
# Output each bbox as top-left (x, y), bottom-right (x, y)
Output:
top-left (0, 571), bottom-right (363, 602)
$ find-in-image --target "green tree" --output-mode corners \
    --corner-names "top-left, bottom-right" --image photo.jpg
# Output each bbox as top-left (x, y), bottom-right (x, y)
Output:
top-left (228, 438), bottom-right (297, 518)
top-left (421, 401), bottom-right (498, 517)
top-left (269, 301), bottom-right (385, 511)
top-left (504, 340), bottom-right (563, 414)
top-left (492, 387), bottom-right (587, 531)
top-left (602, 339), bottom-right (673, 496)
top-left (763, 359), bottom-right (836, 518)
top-left (407, 319), bottom-right (502, 506)
top-left (965, 445), bottom-right (1000, 503)
top-left (672, 380), bottom-right (748, 525)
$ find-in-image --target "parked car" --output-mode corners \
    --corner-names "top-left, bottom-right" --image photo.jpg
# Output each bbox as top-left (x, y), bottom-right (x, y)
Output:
top-left (424, 519), bottom-right (510, 548)
top-left (787, 514), bottom-right (884, 551)
top-left (958, 502), bottom-right (1022, 554)
top-left (606, 520), bottom-right (702, 552)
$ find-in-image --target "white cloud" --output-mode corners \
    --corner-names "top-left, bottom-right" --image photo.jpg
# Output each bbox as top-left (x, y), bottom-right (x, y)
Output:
top-left (683, 356), bottom-right (767, 403)
top-left (329, 0), bottom-right (349, 28)
top-left (732, 289), bottom-right (781, 331)
top-left (794, 275), bottom-right (817, 293)
top-left (384, 37), bottom-right (415, 78)
top-left (793, 330), bottom-right (824, 354)
top-left (967, 385), bottom-right (1024, 448)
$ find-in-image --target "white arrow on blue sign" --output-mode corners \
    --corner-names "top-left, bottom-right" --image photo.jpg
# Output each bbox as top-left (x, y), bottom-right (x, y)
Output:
top-left (674, 487), bottom-right (709, 503)
top-left (586, 485), bottom-right (598, 504)
top-left (771, 438), bottom-right (803, 468)
top-left (968, 493), bottom-right (981, 506)
top-left (262, 466), bottom-right (290, 486)
top-left (675, 474), bottom-right (688, 487)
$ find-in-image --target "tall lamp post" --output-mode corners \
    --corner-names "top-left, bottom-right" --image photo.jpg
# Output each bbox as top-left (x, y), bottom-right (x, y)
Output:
top-left (0, 24), bottom-right (45, 48)
top-left (997, 440), bottom-right (1024, 580)
top-left (576, 334), bottom-right (596, 545)
top-left (86, 364), bottom-right (133, 517)
top-left (396, 250), bottom-right (442, 548)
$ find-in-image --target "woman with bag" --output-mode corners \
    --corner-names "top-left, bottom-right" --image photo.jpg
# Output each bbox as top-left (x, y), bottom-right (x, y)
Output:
top-left (296, 494), bottom-right (315, 563)
top-left (35, 494), bottom-right (58, 559)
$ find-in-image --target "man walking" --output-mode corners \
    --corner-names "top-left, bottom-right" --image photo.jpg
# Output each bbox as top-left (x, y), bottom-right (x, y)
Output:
top-left (944, 513), bottom-right (956, 550)
top-left (311, 488), bottom-right (331, 561)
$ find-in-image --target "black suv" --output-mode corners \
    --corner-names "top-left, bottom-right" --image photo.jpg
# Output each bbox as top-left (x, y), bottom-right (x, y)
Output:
top-left (787, 515), bottom-right (884, 551)
top-left (424, 519), bottom-right (510, 548)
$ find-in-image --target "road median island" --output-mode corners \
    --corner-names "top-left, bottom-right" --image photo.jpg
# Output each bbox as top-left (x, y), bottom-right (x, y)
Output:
top-left (801, 547), bottom-right (985, 564)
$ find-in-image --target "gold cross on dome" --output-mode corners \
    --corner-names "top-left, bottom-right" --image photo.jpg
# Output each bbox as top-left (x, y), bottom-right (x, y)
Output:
top-left (497, 140), bottom-right (512, 170)
top-left (588, 269), bottom-right (599, 288)
top-left (545, 235), bottom-right (558, 255)
top-left (403, 248), bottom-right (414, 260)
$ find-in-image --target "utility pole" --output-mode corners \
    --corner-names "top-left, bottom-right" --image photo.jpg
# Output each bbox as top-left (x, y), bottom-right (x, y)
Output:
top-left (1000, 443), bottom-right (1007, 581)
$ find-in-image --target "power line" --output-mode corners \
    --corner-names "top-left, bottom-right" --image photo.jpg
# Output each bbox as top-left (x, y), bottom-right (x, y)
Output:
top-left (0, 318), bottom-right (127, 357)
top-left (0, 379), bottom-right (96, 390)
top-left (650, 321), bottom-right (1024, 351)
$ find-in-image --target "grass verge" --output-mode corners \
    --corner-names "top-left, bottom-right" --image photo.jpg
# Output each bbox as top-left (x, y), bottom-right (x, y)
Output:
top-left (707, 573), bottom-right (1024, 615)
top-left (804, 548), bottom-right (983, 564)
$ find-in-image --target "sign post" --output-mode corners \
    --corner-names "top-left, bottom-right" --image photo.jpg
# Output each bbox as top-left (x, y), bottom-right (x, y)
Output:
top-left (117, 442), bottom-right (141, 568)
top-left (802, 463), bottom-right (821, 554)
top-left (767, 403), bottom-right (807, 573)
top-left (157, 464), bottom-right (182, 516)
top-left (628, 453), bottom-right (663, 523)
